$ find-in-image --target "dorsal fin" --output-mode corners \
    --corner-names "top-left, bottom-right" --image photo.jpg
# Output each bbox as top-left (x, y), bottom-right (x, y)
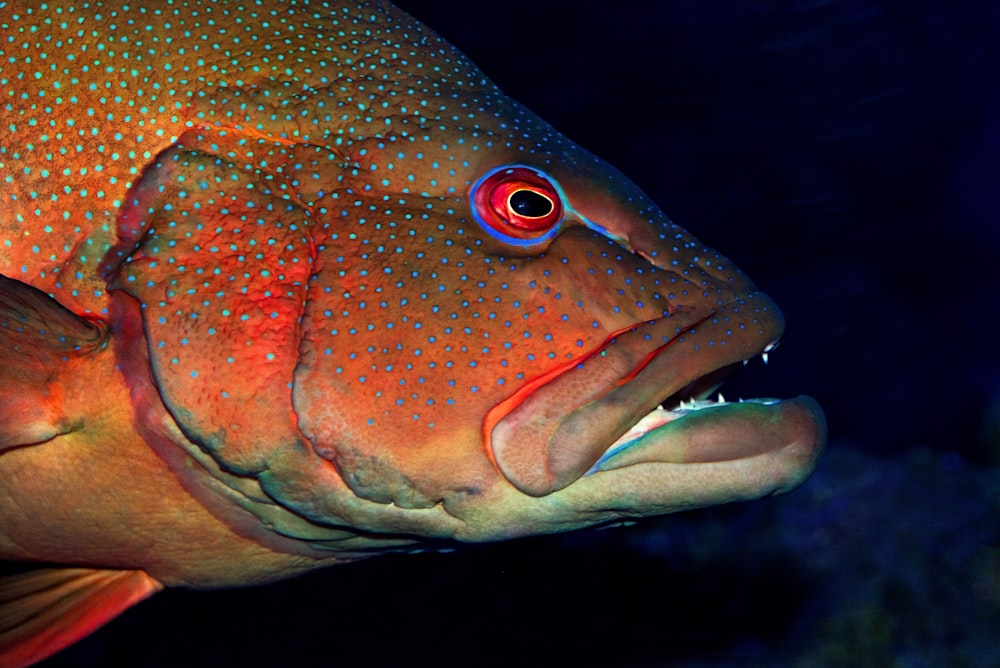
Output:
top-left (0, 275), bottom-right (107, 452)
top-left (0, 567), bottom-right (162, 667)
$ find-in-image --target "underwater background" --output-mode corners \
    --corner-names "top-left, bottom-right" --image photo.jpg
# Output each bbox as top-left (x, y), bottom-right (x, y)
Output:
top-left (41, 0), bottom-right (999, 666)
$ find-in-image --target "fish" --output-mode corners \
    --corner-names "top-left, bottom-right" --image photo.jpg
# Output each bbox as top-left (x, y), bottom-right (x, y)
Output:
top-left (0, 0), bottom-right (826, 665)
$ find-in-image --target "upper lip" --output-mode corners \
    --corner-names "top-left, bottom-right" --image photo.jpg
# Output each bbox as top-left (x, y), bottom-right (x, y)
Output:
top-left (485, 291), bottom-right (785, 496)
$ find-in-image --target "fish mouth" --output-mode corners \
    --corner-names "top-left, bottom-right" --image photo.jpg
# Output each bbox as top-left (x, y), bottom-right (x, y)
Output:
top-left (485, 291), bottom-right (826, 497)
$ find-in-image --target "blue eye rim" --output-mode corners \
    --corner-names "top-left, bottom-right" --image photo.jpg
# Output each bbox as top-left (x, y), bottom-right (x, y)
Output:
top-left (469, 164), bottom-right (569, 248)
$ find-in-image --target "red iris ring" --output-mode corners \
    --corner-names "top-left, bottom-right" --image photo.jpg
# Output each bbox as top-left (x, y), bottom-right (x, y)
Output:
top-left (472, 166), bottom-right (564, 241)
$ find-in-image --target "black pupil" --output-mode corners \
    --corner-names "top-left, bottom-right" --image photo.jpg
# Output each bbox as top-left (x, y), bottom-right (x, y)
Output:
top-left (509, 189), bottom-right (553, 218)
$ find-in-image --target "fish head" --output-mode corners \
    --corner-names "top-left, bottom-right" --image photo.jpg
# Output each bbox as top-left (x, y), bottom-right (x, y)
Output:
top-left (105, 6), bottom-right (824, 551)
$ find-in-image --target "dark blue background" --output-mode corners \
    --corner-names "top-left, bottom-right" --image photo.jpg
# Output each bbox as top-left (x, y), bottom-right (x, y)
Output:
top-left (41, 1), bottom-right (1000, 665)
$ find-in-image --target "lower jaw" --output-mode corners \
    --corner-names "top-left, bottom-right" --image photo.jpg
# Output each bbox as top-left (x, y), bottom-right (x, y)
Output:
top-left (587, 395), bottom-right (825, 474)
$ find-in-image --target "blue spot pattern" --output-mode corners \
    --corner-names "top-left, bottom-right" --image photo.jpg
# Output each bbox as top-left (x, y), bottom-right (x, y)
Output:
top-left (0, 0), bottom-right (777, 510)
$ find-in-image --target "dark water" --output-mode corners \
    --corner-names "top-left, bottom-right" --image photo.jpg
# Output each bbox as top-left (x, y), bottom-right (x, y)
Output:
top-left (41, 1), bottom-right (1000, 666)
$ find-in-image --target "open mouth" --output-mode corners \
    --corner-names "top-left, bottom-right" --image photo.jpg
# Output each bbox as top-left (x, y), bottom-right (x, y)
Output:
top-left (588, 362), bottom-right (774, 472)
top-left (486, 291), bottom-right (825, 497)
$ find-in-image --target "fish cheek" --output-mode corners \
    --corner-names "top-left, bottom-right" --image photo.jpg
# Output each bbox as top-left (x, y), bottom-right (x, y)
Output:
top-left (287, 215), bottom-right (506, 507)
top-left (281, 198), bottom-right (663, 507)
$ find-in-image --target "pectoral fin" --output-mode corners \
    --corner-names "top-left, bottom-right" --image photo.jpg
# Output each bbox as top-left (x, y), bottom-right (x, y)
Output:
top-left (0, 275), bottom-right (107, 451)
top-left (0, 567), bottom-right (162, 668)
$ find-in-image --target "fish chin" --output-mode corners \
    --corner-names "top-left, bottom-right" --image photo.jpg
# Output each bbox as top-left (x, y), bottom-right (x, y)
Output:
top-left (449, 393), bottom-right (826, 545)
top-left (530, 394), bottom-right (827, 532)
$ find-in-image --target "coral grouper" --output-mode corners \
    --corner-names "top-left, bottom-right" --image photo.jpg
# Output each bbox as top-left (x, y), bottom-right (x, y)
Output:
top-left (0, 1), bottom-right (825, 664)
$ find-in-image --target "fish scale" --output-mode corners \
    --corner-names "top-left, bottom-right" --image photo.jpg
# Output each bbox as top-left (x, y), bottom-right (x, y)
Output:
top-left (1, 0), bottom-right (502, 312)
top-left (0, 2), bottom-right (825, 665)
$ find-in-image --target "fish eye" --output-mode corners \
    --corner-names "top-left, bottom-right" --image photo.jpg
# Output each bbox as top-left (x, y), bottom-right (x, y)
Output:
top-left (508, 189), bottom-right (554, 218)
top-left (471, 165), bottom-right (564, 244)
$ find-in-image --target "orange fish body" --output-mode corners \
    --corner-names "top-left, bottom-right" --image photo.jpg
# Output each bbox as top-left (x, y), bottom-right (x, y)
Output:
top-left (0, 1), bottom-right (825, 664)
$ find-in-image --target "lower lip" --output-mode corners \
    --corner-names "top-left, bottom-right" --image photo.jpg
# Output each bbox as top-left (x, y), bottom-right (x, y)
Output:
top-left (588, 395), bottom-right (826, 473)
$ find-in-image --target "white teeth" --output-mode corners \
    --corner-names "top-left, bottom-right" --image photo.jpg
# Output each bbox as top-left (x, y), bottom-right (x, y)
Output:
top-left (743, 359), bottom-right (749, 366)
top-left (762, 352), bottom-right (769, 364)
top-left (598, 405), bottom-right (676, 460)
top-left (589, 394), bottom-right (784, 475)
top-left (676, 396), bottom-right (728, 412)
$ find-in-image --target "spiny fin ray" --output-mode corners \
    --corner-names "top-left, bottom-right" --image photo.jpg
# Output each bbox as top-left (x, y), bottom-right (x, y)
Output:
top-left (0, 567), bottom-right (162, 668)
